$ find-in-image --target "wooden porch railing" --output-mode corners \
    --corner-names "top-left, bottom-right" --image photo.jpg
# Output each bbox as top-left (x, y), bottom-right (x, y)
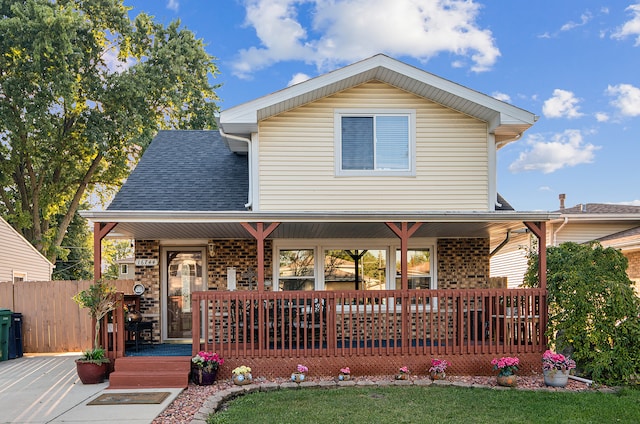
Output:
top-left (191, 288), bottom-right (547, 359)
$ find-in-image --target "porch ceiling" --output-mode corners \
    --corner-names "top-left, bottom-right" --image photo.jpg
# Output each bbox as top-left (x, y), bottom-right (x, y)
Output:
top-left (84, 211), bottom-right (557, 249)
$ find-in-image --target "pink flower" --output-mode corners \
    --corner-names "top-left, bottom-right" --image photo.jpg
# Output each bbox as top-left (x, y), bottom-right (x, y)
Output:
top-left (429, 358), bottom-right (450, 373)
top-left (297, 364), bottom-right (308, 373)
top-left (492, 356), bottom-right (519, 376)
top-left (399, 366), bottom-right (409, 373)
top-left (340, 367), bottom-right (351, 374)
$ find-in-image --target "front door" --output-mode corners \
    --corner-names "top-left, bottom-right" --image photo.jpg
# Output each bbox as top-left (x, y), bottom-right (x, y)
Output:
top-left (163, 248), bottom-right (206, 340)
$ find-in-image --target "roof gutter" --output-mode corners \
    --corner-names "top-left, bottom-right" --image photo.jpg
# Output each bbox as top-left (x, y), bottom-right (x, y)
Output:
top-left (218, 127), bottom-right (253, 210)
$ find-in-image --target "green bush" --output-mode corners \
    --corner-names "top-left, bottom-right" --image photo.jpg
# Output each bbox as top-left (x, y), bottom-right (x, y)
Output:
top-left (525, 242), bottom-right (640, 385)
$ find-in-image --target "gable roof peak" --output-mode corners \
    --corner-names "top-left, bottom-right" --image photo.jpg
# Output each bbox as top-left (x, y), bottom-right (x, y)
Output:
top-left (219, 54), bottom-right (536, 148)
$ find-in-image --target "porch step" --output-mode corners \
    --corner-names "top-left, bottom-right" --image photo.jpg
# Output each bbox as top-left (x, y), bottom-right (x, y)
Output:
top-left (108, 356), bottom-right (192, 389)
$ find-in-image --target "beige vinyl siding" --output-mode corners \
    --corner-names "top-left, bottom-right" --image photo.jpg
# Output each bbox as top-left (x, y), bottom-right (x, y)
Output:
top-left (549, 222), bottom-right (638, 246)
top-left (0, 218), bottom-right (53, 282)
top-left (258, 81), bottom-right (489, 211)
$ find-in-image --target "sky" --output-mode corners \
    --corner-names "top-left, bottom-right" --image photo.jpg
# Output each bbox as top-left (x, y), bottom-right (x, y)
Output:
top-left (124, 0), bottom-right (640, 212)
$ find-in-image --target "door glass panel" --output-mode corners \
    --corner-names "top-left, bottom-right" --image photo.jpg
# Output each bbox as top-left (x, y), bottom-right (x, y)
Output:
top-left (166, 250), bottom-right (204, 339)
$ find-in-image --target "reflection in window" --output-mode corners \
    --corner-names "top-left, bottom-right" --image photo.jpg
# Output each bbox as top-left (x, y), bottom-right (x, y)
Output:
top-left (279, 249), bottom-right (314, 291)
top-left (324, 249), bottom-right (386, 291)
top-left (396, 249), bottom-right (432, 289)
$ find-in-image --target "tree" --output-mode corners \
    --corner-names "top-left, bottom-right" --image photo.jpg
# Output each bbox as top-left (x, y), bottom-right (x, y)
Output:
top-left (52, 211), bottom-right (93, 280)
top-left (0, 0), bottom-right (219, 262)
top-left (524, 242), bottom-right (640, 385)
top-left (102, 239), bottom-right (134, 280)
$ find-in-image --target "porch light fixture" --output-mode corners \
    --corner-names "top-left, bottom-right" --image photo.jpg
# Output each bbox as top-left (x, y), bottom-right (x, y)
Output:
top-left (208, 242), bottom-right (215, 257)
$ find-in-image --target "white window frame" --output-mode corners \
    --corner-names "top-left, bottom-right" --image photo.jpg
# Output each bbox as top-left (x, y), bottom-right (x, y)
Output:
top-left (334, 109), bottom-right (416, 177)
top-left (12, 271), bottom-right (27, 282)
top-left (272, 238), bottom-right (437, 309)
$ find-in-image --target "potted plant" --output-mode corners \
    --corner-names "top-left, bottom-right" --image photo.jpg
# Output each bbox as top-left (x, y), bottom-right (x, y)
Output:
top-left (291, 364), bottom-right (308, 383)
top-left (395, 366), bottom-right (410, 380)
top-left (191, 351), bottom-right (224, 385)
top-left (429, 358), bottom-right (450, 380)
top-left (72, 280), bottom-right (117, 384)
top-left (491, 356), bottom-right (519, 387)
top-left (542, 349), bottom-right (576, 387)
top-left (232, 365), bottom-right (253, 385)
top-left (338, 366), bottom-right (351, 381)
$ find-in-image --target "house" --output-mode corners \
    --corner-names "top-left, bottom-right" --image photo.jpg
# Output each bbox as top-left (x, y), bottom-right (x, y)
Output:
top-left (0, 216), bottom-right (54, 283)
top-left (82, 55), bottom-right (554, 380)
top-left (116, 257), bottom-right (136, 280)
top-left (491, 194), bottom-right (640, 292)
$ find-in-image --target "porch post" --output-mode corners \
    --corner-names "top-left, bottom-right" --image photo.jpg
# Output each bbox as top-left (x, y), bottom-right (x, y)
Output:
top-left (240, 222), bottom-right (280, 291)
top-left (524, 221), bottom-right (547, 290)
top-left (385, 222), bottom-right (422, 289)
top-left (93, 222), bottom-right (117, 281)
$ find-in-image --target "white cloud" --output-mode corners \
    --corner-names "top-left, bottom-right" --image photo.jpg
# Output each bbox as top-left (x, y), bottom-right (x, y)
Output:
top-left (167, 0), bottom-right (179, 12)
top-left (233, 0), bottom-right (500, 79)
top-left (542, 89), bottom-right (584, 119)
top-left (101, 47), bottom-right (135, 74)
top-left (509, 130), bottom-right (600, 174)
top-left (595, 112), bottom-right (609, 122)
top-left (617, 200), bottom-right (640, 206)
top-left (560, 12), bottom-right (592, 31)
top-left (606, 83), bottom-right (640, 117)
top-left (288, 72), bottom-right (311, 86)
top-left (492, 92), bottom-right (511, 103)
top-left (612, 3), bottom-right (640, 45)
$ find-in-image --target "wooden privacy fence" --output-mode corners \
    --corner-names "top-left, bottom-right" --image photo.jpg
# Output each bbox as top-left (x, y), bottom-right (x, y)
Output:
top-left (192, 288), bottom-right (547, 360)
top-left (0, 280), bottom-right (134, 353)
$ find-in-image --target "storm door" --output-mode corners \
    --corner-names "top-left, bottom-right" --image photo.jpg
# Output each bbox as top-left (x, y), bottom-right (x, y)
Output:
top-left (163, 248), bottom-right (206, 340)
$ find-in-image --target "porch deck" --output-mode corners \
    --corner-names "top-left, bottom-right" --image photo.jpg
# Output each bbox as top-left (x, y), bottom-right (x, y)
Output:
top-left (190, 288), bottom-right (547, 377)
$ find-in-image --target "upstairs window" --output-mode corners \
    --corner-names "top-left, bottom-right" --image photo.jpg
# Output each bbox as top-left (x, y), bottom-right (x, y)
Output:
top-left (336, 110), bottom-right (415, 176)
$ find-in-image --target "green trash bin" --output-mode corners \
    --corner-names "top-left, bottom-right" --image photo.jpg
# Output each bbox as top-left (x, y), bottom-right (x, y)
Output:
top-left (0, 309), bottom-right (12, 362)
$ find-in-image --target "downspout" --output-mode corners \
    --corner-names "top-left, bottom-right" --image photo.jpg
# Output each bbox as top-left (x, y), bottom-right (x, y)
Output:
top-left (490, 230), bottom-right (511, 257)
top-left (218, 128), bottom-right (253, 209)
top-left (552, 217), bottom-right (568, 246)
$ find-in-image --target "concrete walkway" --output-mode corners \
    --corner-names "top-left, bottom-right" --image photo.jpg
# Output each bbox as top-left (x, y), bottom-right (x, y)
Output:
top-left (0, 354), bottom-right (181, 424)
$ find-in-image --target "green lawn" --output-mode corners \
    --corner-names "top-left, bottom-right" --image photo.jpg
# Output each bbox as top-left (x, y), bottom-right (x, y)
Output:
top-left (208, 385), bottom-right (640, 424)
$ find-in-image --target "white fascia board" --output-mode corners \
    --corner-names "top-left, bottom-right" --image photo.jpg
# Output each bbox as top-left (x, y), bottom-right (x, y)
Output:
top-left (81, 210), bottom-right (557, 224)
top-left (220, 55), bottom-right (536, 132)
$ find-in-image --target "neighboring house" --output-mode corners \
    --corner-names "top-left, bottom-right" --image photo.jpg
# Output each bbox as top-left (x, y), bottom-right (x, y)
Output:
top-left (83, 54), bottom-right (554, 375)
top-left (117, 257), bottom-right (135, 280)
top-left (0, 216), bottom-right (54, 282)
top-left (491, 194), bottom-right (640, 291)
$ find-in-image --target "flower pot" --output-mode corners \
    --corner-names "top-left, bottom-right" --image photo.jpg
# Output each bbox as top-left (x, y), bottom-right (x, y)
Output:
top-left (430, 371), bottom-right (446, 381)
top-left (191, 366), bottom-right (218, 386)
top-left (496, 374), bottom-right (517, 387)
top-left (233, 373), bottom-right (253, 385)
top-left (395, 373), bottom-right (409, 380)
top-left (338, 373), bottom-right (351, 381)
top-left (75, 360), bottom-right (109, 384)
top-left (543, 369), bottom-right (570, 387)
top-left (291, 372), bottom-right (306, 383)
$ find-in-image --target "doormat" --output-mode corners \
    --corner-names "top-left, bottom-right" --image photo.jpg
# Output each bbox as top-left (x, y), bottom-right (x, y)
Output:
top-left (88, 392), bottom-right (170, 406)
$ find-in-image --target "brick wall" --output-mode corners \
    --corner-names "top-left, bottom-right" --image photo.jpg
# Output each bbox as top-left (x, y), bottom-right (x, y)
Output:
top-left (624, 250), bottom-right (640, 295)
top-left (207, 239), bottom-right (273, 291)
top-left (437, 238), bottom-right (489, 289)
top-left (134, 240), bottom-right (161, 341)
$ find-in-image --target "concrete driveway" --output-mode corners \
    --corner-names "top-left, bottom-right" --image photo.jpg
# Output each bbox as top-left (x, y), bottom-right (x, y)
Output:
top-left (0, 354), bottom-right (181, 424)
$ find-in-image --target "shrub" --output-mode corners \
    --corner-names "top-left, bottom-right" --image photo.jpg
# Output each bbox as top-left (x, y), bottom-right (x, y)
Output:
top-left (524, 242), bottom-right (640, 385)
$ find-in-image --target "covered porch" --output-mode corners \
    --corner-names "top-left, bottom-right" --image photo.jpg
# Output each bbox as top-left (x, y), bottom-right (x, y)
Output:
top-left (87, 213), bottom-right (552, 378)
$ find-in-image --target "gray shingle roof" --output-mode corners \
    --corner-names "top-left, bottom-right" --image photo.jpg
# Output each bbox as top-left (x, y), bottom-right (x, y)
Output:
top-left (107, 130), bottom-right (248, 211)
top-left (557, 203), bottom-right (640, 214)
